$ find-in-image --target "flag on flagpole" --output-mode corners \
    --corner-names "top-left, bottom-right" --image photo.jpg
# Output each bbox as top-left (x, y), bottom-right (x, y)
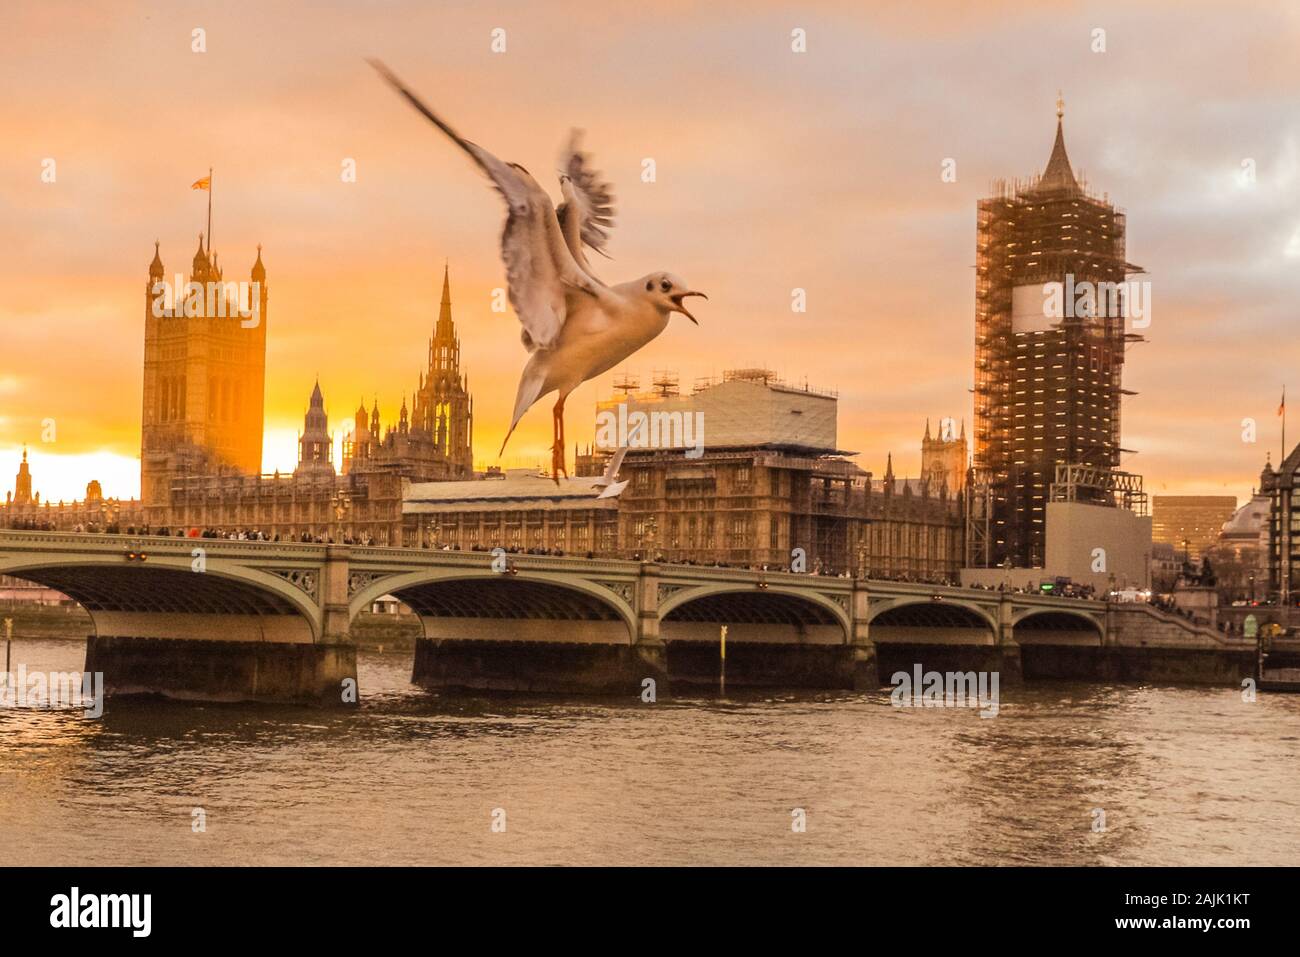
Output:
top-left (193, 169), bottom-right (213, 249)
top-left (1279, 387), bottom-right (1286, 417)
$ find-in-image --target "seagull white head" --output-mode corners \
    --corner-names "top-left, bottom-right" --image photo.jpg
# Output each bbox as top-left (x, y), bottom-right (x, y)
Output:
top-left (641, 272), bottom-right (707, 325)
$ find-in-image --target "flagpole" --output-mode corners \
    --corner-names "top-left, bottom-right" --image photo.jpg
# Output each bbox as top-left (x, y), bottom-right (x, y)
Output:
top-left (206, 167), bottom-right (213, 253)
top-left (1283, 385), bottom-right (1287, 462)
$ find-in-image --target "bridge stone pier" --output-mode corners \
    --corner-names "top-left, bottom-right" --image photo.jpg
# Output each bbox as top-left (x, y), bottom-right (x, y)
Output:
top-left (0, 532), bottom-right (356, 705)
top-left (0, 531), bottom-right (1258, 705)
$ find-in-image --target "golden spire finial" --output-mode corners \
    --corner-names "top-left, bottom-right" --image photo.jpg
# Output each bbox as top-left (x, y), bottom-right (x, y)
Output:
top-left (1056, 90), bottom-right (1065, 119)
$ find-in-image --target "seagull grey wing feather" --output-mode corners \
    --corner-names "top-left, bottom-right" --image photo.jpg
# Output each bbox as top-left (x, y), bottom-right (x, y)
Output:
top-left (556, 202), bottom-right (592, 274)
top-left (371, 60), bottom-right (602, 352)
top-left (369, 59), bottom-right (531, 211)
top-left (607, 445), bottom-right (628, 479)
top-left (597, 479), bottom-right (629, 500)
top-left (557, 129), bottom-right (616, 260)
top-left (592, 445), bottom-right (627, 487)
top-left (501, 190), bottom-right (567, 352)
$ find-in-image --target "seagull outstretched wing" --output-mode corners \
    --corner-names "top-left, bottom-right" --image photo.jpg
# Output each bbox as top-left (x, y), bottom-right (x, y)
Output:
top-left (556, 130), bottom-right (616, 273)
top-left (592, 446), bottom-right (628, 487)
top-left (370, 60), bottom-right (601, 352)
top-left (596, 479), bottom-right (629, 500)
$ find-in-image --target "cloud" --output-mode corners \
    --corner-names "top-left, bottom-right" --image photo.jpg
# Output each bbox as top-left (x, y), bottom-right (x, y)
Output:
top-left (1, 0), bottom-right (1297, 503)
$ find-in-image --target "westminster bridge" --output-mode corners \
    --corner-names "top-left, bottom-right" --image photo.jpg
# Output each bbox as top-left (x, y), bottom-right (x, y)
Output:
top-left (0, 530), bottom-right (1258, 704)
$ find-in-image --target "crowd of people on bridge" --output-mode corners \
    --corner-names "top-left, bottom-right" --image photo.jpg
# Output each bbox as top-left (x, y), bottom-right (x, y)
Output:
top-left (3, 518), bottom-right (386, 546)
top-left (0, 521), bottom-right (1145, 607)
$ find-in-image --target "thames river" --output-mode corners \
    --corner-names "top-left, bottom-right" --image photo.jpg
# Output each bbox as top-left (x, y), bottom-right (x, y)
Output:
top-left (1, 637), bottom-right (1298, 866)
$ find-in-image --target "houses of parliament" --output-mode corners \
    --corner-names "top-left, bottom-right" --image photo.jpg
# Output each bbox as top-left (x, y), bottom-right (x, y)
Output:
top-left (3, 235), bottom-right (475, 544)
top-left (4, 226), bottom-right (966, 580)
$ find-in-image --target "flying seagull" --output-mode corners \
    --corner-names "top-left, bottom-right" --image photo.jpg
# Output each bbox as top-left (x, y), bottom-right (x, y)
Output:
top-left (369, 60), bottom-right (707, 482)
top-left (592, 446), bottom-right (629, 500)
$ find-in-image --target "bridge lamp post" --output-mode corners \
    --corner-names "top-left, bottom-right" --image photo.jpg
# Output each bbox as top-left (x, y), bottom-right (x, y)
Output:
top-left (638, 515), bottom-right (658, 562)
top-left (853, 517), bottom-right (874, 580)
top-left (331, 492), bottom-right (351, 542)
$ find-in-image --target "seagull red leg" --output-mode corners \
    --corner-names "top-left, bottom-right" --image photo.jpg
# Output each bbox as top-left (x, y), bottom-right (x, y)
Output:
top-left (551, 396), bottom-right (568, 484)
top-left (559, 399), bottom-right (568, 479)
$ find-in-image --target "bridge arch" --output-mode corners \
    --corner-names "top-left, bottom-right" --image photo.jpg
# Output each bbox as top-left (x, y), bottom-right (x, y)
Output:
top-left (349, 569), bottom-right (637, 644)
top-left (0, 553), bottom-right (322, 642)
top-left (657, 585), bottom-right (852, 689)
top-left (659, 585), bottom-right (851, 643)
top-left (867, 597), bottom-right (998, 644)
top-left (1012, 607), bottom-right (1104, 644)
top-left (868, 597), bottom-right (997, 630)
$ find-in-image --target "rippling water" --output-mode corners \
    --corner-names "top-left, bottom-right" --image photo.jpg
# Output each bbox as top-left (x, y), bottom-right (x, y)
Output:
top-left (1, 637), bottom-right (1298, 865)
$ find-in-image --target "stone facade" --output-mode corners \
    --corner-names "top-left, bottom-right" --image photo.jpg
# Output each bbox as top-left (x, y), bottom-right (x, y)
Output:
top-left (403, 380), bottom-right (965, 580)
top-left (140, 237), bottom-right (268, 512)
top-left (1260, 448), bottom-right (1300, 602)
top-left (3, 261), bottom-right (475, 544)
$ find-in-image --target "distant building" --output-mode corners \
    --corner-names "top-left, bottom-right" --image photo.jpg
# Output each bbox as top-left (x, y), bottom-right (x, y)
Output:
top-left (4, 259), bottom-right (475, 543)
top-left (10, 447), bottom-right (33, 506)
top-left (342, 266), bottom-right (474, 481)
top-left (860, 454), bottom-right (966, 580)
top-left (1151, 495), bottom-right (1238, 560)
top-left (405, 469), bottom-right (619, 553)
top-left (921, 418), bottom-right (966, 494)
top-left (1150, 541), bottom-right (1181, 593)
top-left (1204, 490), bottom-right (1269, 602)
top-left (593, 367), bottom-right (838, 455)
top-left (295, 380), bottom-right (334, 479)
top-left (148, 262), bottom-right (474, 541)
top-left (971, 97), bottom-right (1143, 568)
top-left (964, 464), bottom-right (1152, 594)
top-left (0, 574), bottom-right (75, 605)
top-left (1260, 450), bottom-right (1300, 602)
top-left (2, 448), bottom-right (143, 531)
top-left (406, 370), bottom-right (965, 579)
top-left (1044, 493), bottom-right (1152, 593)
top-left (140, 236), bottom-right (268, 513)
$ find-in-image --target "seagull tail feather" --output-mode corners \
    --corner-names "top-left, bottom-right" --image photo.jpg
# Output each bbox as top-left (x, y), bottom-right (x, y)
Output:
top-left (498, 372), bottom-right (549, 458)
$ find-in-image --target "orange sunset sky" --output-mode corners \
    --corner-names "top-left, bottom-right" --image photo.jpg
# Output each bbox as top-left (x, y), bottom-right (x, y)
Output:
top-left (2, 0), bottom-right (1298, 505)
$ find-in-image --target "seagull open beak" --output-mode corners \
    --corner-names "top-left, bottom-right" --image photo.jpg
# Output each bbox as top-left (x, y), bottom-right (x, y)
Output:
top-left (670, 291), bottom-right (707, 325)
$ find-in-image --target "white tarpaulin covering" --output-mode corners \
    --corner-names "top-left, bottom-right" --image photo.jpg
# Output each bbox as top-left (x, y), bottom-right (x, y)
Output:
top-left (593, 374), bottom-right (838, 454)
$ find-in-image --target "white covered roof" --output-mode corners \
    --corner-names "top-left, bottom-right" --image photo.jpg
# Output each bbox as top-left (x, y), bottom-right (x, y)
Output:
top-left (594, 371), bottom-right (840, 455)
top-left (405, 469), bottom-right (615, 514)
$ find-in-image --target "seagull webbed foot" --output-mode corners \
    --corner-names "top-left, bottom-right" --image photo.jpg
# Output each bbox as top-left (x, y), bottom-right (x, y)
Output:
top-left (551, 440), bottom-right (569, 485)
